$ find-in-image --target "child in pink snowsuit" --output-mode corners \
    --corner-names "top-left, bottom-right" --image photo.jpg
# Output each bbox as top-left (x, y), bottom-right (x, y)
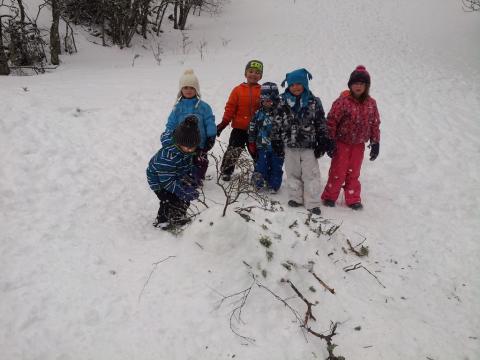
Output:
top-left (321, 65), bottom-right (381, 210)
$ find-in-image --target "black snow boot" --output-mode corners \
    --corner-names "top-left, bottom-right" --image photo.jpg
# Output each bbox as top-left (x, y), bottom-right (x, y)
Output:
top-left (322, 199), bottom-right (335, 207)
top-left (348, 203), bottom-right (363, 210)
top-left (288, 200), bottom-right (302, 207)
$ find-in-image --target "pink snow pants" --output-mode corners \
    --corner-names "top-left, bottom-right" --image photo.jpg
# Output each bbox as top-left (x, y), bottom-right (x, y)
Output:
top-left (321, 141), bottom-right (365, 205)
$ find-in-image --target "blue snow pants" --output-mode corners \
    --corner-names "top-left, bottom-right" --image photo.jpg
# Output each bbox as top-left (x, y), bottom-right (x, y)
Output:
top-left (253, 149), bottom-right (284, 191)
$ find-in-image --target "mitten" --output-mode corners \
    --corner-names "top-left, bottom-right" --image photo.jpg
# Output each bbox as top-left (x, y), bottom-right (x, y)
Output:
top-left (154, 189), bottom-right (163, 200)
top-left (247, 142), bottom-right (257, 159)
top-left (181, 186), bottom-right (199, 202)
top-left (314, 142), bottom-right (325, 159)
top-left (327, 139), bottom-right (336, 158)
top-left (204, 136), bottom-right (216, 152)
top-left (271, 140), bottom-right (284, 158)
top-left (369, 142), bottom-right (380, 161)
top-left (216, 119), bottom-right (229, 137)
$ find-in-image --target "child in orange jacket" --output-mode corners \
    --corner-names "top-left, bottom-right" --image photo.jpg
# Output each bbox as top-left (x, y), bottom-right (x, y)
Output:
top-left (216, 60), bottom-right (263, 181)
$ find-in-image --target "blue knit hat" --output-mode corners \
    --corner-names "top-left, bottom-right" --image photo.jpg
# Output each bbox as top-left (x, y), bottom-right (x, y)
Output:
top-left (281, 68), bottom-right (313, 91)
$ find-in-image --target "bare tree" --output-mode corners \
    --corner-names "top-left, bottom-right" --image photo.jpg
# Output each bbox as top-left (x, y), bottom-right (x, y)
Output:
top-left (210, 144), bottom-right (270, 217)
top-left (0, 17), bottom-right (11, 75)
top-left (462, 0), bottom-right (480, 11)
top-left (1, 0), bottom-right (46, 72)
top-left (172, 0), bottom-right (223, 30)
top-left (0, 2), bottom-right (16, 75)
top-left (50, 0), bottom-right (61, 65)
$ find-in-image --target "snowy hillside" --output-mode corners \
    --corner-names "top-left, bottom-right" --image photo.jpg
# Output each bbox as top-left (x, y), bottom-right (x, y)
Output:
top-left (1, 0), bottom-right (479, 359)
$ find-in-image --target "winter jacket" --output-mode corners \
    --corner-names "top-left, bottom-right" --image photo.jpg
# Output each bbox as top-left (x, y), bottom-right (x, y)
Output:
top-left (248, 103), bottom-right (292, 150)
top-left (221, 83), bottom-right (261, 130)
top-left (327, 90), bottom-right (381, 145)
top-left (146, 134), bottom-right (196, 199)
top-left (274, 90), bottom-right (328, 149)
top-left (164, 97), bottom-right (216, 149)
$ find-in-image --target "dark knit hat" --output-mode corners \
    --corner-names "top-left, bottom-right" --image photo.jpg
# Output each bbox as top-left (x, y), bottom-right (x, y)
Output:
top-left (348, 65), bottom-right (371, 87)
top-left (281, 68), bottom-right (313, 91)
top-left (173, 115), bottom-right (201, 148)
top-left (245, 60), bottom-right (263, 74)
top-left (260, 82), bottom-right (280, 102)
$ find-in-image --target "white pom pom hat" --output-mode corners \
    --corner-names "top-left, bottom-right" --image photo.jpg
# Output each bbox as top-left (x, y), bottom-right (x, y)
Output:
top-left (178, 69), bottom-right (201, 98)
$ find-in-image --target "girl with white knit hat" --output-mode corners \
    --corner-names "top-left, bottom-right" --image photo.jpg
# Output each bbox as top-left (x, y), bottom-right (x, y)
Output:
top-left (162, 69), bottom-right (217, 185)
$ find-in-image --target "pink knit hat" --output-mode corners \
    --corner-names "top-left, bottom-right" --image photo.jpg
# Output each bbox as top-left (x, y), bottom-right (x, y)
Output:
top-left (348, 65), bottom-right (371, 87)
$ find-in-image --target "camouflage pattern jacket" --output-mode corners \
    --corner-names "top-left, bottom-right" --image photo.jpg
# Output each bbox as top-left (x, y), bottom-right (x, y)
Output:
top-left (273, 91), bottom-right (329, 149)
top-left (248, 102), bottom-right (292, 150)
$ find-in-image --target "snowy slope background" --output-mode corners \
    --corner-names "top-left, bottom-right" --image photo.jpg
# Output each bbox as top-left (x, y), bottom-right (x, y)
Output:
top-left (1, 0), bottom-right (479, 359)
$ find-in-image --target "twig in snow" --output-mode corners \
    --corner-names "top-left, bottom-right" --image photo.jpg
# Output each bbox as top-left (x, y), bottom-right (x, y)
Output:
top-left (306, 322), bottom-right (343, 360)
top-left (213, 275), bottom-right (256, 343)
top-left (138, 255), bottom-right (176, 303)
top-left (310, 271), bottom-right (335, 294)
top-left (343, 262), bottom-right (386, 288)
top-left (281, 281), bottom-right (343, 359)
top-left (286, 280), bottom-right (316, 324)
top-left (255, 281), bottom-right (307, 340)
top-left (346, 239), bottom-right (369, 257)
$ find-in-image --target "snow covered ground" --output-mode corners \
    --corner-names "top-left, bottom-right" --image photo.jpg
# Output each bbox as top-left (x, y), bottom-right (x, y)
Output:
top-left (1, 0), bottom-right (479, 359)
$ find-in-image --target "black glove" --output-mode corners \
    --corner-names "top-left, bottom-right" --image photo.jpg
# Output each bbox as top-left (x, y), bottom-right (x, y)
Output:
top-left (216, 119), bottom-right (229, 137)
top-left (327, 139), bottom-right (336, 158)
top-left (369, 142), bottom-right (380, 161)
top-left (271, 140), bottom-right (284, 158)
top-left (204, 136), bottom-right (215, 152)
top-left (314, 142), bottom-right (325, 159)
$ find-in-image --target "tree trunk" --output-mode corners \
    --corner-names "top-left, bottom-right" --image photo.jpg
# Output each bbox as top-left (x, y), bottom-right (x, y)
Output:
top-left (50, 0), bottom-right (61, 65)
top-left (16, 0), bottom-right (29, 65)
top-left (178, 0), bottom-right (192, 30)
top-left (0, 19), bottom-right (10, 75)
top-left (173, 1), bottom-right (178, 29)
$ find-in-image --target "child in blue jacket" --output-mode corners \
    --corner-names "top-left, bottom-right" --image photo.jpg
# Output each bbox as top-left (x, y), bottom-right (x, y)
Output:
top-left (163, 69), bottom-right (216, 185)
top-left (248, 82), bottom-right (290, 193)
top-left (147, 116), bottom-right (201, 230)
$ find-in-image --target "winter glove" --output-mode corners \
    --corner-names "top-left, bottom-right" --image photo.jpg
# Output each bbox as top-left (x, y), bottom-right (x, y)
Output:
top-left (216, 119), bottom-right (229, 137)
top-left (247, 142), bottom-right (257, 159)
top-left (314, 142), bottom-right (325, 159)
top-left (271, 140), bottom-right (285, 158)
top-left (369, 142), bottom-right (380, 161)
top-left (154, 189), bottom-right (163, 201)
top-left (327, 139), bottom-right (336, 158)
top-left (204, 136), bottom-right (216, 152)
top-left (180, 185), bottom-right (199, 202)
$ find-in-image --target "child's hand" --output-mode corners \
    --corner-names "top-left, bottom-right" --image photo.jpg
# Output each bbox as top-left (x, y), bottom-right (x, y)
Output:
top-left (369, 142), bottom-right (380, 161)
top-left (182, 186), bottom-right (199, 202)
top-left (204, 137), bottom-right (216, 151)
top-left (272, 140), bottom-right (284, 158)
top-left (314, 142), bottom-right (325, 158)
top-left (327, 140), bottom-right (336, 158)
top-left (216, 119), bottom-right (229, 137)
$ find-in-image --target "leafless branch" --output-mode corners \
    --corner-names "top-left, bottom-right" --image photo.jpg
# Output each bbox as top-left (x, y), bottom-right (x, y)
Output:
top-left (310, 271), bottom-right (335, 294)
top-left (343, 262), bottom-right (386, 288)
top-left (462, 0), bottom-right (480, 11)
top-left (209, 144), bottom-right (270, 217)
top-left (138, 255), bottom-right (176, 303)
top-left (213, 274), bottom-right (256, 343)
top-left (286, 280), bottom-right (316, 325)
